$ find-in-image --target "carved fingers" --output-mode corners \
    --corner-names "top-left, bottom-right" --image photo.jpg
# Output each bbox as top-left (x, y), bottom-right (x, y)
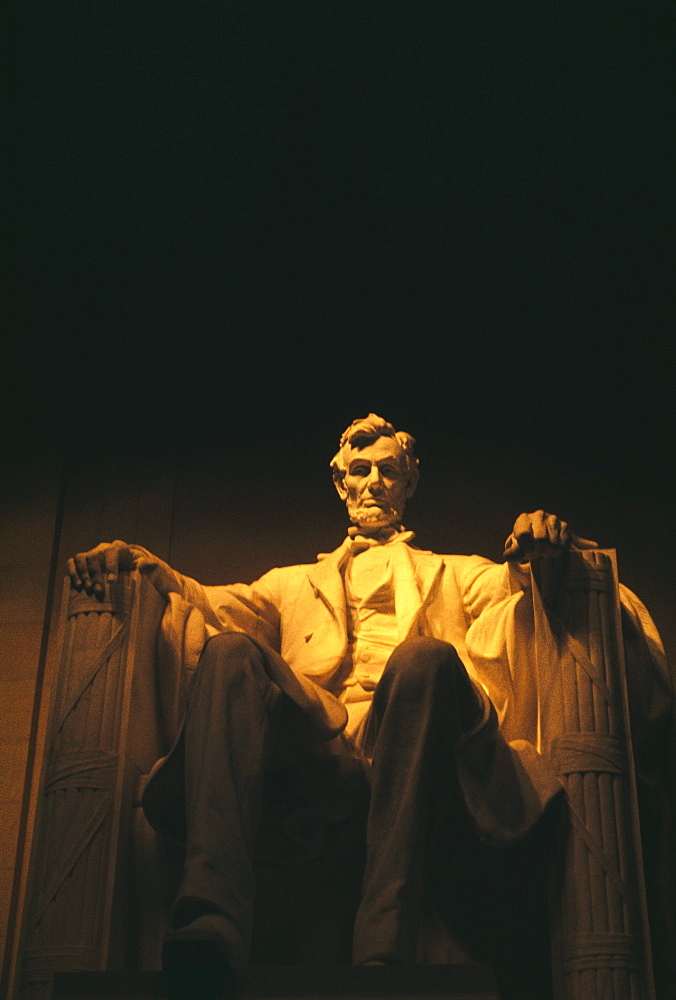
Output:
top-left (503, 511), bottom-right (598, 562)
top-left (67, 540), bottom-right (138, 598)
top-left (514, 510), bottom-right (570, 554)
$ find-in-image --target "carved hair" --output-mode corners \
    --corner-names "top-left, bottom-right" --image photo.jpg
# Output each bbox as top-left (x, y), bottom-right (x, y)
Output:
top-left (330, 413), bottom-right (420, 488)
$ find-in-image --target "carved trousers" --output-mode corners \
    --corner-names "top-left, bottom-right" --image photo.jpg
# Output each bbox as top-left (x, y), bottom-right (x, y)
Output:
top-left (173, 632), bottom-right (483, 966)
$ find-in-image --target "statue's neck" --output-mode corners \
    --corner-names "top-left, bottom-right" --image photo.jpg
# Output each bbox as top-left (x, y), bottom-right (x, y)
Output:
top-left (347, 523), bottom-right (402, 542)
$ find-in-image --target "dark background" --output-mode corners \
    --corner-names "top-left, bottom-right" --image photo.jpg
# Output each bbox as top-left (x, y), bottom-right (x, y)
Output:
top-left (2, 0), bottom-right (674, 647)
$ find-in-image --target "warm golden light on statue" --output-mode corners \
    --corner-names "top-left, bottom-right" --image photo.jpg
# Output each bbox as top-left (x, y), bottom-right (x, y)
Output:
top-left (15, 413), bottom-right (670, 1000)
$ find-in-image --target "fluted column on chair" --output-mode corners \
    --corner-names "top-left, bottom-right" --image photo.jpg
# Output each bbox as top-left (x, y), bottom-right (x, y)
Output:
top-left (534, 550), bottom-right (654, 1000)
top-left (18, 575), bottom-right (139, 1000)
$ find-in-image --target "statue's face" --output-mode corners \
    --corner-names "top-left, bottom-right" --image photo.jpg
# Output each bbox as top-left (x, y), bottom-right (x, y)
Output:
top-left (335, 436), bottom-right (416, 533)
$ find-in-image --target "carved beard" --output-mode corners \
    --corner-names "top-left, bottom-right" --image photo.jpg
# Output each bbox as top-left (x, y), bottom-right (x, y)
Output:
top-left (346, 497), bottom-right (403, 531)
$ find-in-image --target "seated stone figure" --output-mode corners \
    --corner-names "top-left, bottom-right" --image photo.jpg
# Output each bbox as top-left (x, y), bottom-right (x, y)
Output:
top-left (68, 413), bottom-right (671, 1000)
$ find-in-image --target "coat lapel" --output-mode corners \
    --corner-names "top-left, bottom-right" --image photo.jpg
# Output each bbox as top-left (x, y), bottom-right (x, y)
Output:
top-left (305, 538), bottom-right (351, 634)
top-left (391, 544), bottom-right (445, 641)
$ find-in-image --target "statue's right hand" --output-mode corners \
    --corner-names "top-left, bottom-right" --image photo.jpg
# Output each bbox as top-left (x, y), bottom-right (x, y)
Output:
top-left (67, 541), bottom-right (139, 598)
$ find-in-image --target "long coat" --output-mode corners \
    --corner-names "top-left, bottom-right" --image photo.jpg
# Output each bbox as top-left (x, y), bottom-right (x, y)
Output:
top-left (139, 538), bottom-right (671, 844)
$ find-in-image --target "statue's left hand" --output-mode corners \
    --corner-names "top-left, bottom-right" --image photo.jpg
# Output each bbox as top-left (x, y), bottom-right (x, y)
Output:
top-left (503, 510), bottom-right (598, 562)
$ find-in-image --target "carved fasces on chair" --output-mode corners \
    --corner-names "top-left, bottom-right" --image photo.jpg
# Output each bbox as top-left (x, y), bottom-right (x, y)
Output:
top-left (533, 551), bottom-right (655, 1000)
top-left (17, 572), bottom-right (166, 1000)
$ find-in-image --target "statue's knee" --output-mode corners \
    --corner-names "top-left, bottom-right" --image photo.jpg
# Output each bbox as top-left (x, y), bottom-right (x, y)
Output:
top-left (384, 637), bottom-right (463, 691)
top-left (380, 638), bottom-right (482, 731)
top-left (198, 631), bottom-right (264, 678)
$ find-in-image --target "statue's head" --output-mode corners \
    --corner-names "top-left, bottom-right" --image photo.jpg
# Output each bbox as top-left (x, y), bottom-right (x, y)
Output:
top-left (330, 413), bottom-right (420, 535)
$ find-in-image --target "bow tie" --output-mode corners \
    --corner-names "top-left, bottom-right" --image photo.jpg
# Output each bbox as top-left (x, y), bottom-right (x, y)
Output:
top-left (348, 529), bottom-right (415, 555)
top-left (315, 528), bottom-right (415, 562)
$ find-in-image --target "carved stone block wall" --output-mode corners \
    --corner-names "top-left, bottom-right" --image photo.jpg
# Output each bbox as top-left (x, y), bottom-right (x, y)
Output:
top-left (0, 458), bottom-right (61, 997)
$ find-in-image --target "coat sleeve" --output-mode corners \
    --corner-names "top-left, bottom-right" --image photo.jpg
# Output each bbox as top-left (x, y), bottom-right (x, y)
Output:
top-left (129, 544), bottom-right (283, 650)
top-left (459, 556), bottom-right (539, 744)
top-left (618, 583), bottom-right (672, 788)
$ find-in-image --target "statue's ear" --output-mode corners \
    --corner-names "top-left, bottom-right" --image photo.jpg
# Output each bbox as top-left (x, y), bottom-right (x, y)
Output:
top-left (404, 466), bottom-right (420, 499)
top-left (333, 472), bottom-right (348, 501)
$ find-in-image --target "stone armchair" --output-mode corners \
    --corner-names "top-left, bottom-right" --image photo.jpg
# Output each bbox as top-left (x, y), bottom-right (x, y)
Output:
top-left (13, 552), bottom-right (672, 1000)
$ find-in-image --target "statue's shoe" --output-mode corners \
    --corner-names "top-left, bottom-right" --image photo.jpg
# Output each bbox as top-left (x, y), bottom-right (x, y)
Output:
top-left (162, 914), bottom-right (240, 1000)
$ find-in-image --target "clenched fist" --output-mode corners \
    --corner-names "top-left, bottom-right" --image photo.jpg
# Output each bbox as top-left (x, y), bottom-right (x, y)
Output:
top-left (503, 510), bottom-right (597, 562)
top-left (67, 540), bottom-right (139, 598)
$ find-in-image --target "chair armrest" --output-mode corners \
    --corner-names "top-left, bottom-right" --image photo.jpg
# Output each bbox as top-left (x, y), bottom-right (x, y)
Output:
top-left (16, 570), bottom-right (172, 996)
